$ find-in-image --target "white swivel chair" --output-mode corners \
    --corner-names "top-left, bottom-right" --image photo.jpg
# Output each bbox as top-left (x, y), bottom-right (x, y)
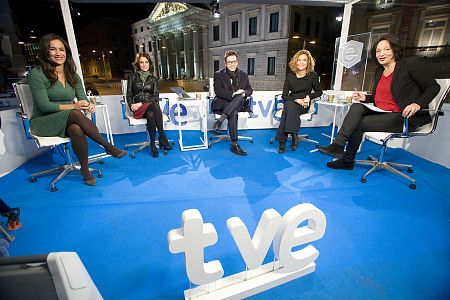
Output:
top-left (357, 79), bottom-right (450, 189)
top-left (14, 83), bottom-right (103, 192)
top-left (208, 78), bottom-right (254, 146)
top-left (269, 94), bottom-right (320, 146)
top-left (120, 79), bottom-right (174, 158)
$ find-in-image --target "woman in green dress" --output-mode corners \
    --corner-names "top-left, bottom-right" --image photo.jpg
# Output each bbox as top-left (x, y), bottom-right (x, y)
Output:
top-left (29, 33), bottom-right (127, 186)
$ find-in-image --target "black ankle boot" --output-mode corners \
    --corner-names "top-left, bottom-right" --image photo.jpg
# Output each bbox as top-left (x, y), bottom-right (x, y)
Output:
top-left (317, 143), bottom-right (344, 159)
top-left (278, 142), bottom-right (286, 154)
top-left (291, 134), bottom-right (299, 151)
top-left (158, 136), bottom-right (173, 151)
top-left (150, 141), bottom-right (159, 157)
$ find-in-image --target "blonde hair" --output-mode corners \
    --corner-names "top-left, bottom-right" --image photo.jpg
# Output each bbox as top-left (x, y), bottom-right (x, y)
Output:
top-left (289, 50), bottom-right (315, 74)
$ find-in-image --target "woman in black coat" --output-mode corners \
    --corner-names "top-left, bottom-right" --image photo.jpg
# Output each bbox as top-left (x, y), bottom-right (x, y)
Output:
top-left (127, 53), bottom-right (172, 157)
top-left (317, 35), bottom-right (439, 169)
top-left (275, 49), bottom-right (322, 153)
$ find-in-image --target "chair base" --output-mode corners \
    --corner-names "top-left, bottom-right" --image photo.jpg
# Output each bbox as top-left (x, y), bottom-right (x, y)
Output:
top-left (125, 139), bottom-right (175, 158)
top-left (31, 161), bottom-right (103, 192)
top-left (269, 134), bottom-right (319, 146)
top-left (209, 132), bottom-right (253, 146)
top-left (356, 155), bottom-right (416, 189)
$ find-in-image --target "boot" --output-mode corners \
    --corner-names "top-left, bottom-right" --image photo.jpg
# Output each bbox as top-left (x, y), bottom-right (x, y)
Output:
top-left (158, 135), bottom-right (173, 151)
top-left (278, 142), bottom-right (286, 154)
top-left (291, 133), bottom-right (299, 151)
top-left (150, 140), bottom-right (159, 157)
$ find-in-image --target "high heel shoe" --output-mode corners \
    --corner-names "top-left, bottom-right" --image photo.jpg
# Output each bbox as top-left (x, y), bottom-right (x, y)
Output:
top-left (158, 136), bottom-right (173, 151)
top-left (81, 169), bottom-right (96, 186)
top-left (106, 146), bottom-right (128, 158)
top-left (150, 141), bottom-right (159, 158)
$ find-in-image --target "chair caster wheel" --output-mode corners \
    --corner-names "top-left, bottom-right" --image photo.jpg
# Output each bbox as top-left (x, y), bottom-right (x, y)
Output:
top-left (125, 146), bottom-right (129, 150)
top-left (99, 160), bottom-right (105, 165)
top-left (407, 167), bottom-right (413, 173)
top-left (98, 174), bottom-right (104, 178)
top-left (50, 187), bottom-right (57, 192)
top-left (170, 141), bottom-right (175, 146)
top-left (360, 178), bottom-right (367, 183)
top-left (409, 183), bottom-right (416, 189)
top-left (30, 178), bottom-right (37, 183)
top-left (269, 140), bottom-right (273, 144)
top-left (164, 150), bottom-right (168, 155)
top-left (250, 140), bottom-right (254, 143)
top-left (131, 154), bottom-right (136, 159)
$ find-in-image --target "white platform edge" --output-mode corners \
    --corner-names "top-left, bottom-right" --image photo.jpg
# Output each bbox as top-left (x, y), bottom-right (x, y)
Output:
top-left (184, 261), bottom-right (316, 300)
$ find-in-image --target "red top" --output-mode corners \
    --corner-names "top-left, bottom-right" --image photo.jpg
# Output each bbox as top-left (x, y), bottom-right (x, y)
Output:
top-left (374, 72), bottom-right (401, 112)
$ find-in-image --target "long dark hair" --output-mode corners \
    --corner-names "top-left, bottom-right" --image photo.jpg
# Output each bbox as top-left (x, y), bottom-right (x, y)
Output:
top-left (371, 35), bottom-right (404, 65)
top-left (133, 52), bottom-right (154, 73)
top-left (37, 33), bottom-right (78, 86)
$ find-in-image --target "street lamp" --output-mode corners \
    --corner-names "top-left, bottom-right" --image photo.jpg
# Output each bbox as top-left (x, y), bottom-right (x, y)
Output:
top-left (92, 49), bottom-right (112, 83)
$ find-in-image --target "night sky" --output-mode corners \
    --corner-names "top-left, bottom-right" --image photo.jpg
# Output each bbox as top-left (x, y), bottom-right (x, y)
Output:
top-left (8, 0), bottom-right (155, 42)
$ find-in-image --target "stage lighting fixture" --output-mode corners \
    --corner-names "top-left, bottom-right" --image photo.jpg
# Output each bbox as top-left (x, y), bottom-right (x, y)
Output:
top-left (211, 0), bottom-right (220, 19)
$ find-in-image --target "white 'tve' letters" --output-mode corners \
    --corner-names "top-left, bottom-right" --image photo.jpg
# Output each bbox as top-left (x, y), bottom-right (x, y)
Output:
top-left (167, 209), bottom-right (224, 285)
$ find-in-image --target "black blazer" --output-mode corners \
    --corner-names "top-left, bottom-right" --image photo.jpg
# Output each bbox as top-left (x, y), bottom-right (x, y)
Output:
top-left (213, 68), bottom-right (253, 102)
top-left (367, 57), bottom-right (440, 128)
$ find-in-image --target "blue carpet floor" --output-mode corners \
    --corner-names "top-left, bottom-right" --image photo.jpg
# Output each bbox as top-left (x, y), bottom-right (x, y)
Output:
top-left (1, 128), bottom-right (449, 299)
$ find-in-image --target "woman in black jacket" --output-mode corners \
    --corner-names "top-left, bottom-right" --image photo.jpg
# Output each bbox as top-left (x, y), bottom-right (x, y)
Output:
top-left (275, 49), bottom-right (322, 153)
top-left (127, 53), bottom-right (172, 157)
top-left (317, 35), bottom-right (439, 169)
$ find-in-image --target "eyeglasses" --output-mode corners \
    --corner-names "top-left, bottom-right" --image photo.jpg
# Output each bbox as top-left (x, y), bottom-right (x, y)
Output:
top-left (226, 60), bottom-right (238, 64)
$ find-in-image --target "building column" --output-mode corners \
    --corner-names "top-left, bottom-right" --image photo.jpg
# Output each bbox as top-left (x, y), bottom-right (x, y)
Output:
top-left (183, 30), bottom-right (191, 78)
top-left (201, 26), bottom-right (208, 79)
top-left (174, 32), bottom-right (182, 78)
top-left (160, 36), bottom-right (167, 79)
top-left (151, 39), bottom-right (159, 78)
top-left (192, 28), bottom-right (200, 79)
top-left (165, 34), bottom-right (174, 80)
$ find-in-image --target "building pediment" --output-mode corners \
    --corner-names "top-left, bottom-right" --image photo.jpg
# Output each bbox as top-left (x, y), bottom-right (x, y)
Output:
top-left (149, 3), bottom-right (189, 22)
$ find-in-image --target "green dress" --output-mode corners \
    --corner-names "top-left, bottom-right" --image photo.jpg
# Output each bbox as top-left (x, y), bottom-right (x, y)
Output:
top-left (28, 67), bottom-right (87, 137)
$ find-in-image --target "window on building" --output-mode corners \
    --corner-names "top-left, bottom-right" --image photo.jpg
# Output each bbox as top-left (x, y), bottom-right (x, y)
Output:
top-left (134, 29), bottom-right (137, 34)
top-left (267, 57), bottom-right (275, 75)
top-left (148, 41), bottom-right (152, 52)
top-left (231, 21), bottom-right (239, 38)
top-left (135, 44), bottom-right (139, 53)
top-left (247, 58), bottom-right (255, 75)
top-left (371, 26), bottom-right (390, 44)
top-left (214, 60), bottom-right (220, 72)
top-left (305, 17), bottom-right (311, 36)
top-left (269, 12), bottom-right (279, 33)
top-left (140, 26), bottom-right (143, 32)
top-left (420, 20), bottom-right (447, 47)
top-left (315, 21), bottom-right (320, 38)
top-left (249, 17), bottom-right (257, 36)
top-left (294, 12), bottom-right (301, 33)
top-left (213, 25), bottom-right (220, 41)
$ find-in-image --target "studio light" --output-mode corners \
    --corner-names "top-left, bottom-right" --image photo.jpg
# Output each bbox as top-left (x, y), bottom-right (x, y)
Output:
top-left (211, 0), bottom-right (220, 19)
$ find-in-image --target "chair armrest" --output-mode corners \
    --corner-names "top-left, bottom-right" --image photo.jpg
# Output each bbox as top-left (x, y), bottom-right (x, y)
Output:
top-left (120, 98), bottom-right (127, 120)
top-left (16, 111), bottom-right (33, 140)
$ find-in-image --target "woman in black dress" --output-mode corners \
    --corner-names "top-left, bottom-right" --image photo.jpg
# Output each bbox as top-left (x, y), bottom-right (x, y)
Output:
top-left (275, 50), bottom-right (322, 153)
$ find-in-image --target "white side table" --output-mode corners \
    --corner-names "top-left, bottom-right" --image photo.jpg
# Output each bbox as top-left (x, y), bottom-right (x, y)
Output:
top-left (89, 103), bottom-right (114, 161)
top-left (176, 98), bottom-right (208, 151)
top-left (316, 100), bottom-right (352, 143)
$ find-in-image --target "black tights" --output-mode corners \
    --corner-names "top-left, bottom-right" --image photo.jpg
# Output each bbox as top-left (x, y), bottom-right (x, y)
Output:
top-left (145, 104), bottom-right (165, 141)
top-left (66, 110), bottom-right (113, 172)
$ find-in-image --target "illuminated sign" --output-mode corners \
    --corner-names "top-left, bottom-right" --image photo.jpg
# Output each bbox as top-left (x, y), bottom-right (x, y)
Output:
top-left (168, 203), bottom-right (326, 299)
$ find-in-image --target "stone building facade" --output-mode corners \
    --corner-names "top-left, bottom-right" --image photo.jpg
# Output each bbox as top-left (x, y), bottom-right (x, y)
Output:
top-left (132, 3), bottom-right (340, 91)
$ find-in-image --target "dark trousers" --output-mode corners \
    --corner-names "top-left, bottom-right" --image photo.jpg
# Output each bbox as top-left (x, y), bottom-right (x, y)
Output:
top-left (214, 95), bottom-right (245, 141)
top-left (336, 103), bottom-right (404, 161)
top-left (275, 100), bottom-right (309, 142)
